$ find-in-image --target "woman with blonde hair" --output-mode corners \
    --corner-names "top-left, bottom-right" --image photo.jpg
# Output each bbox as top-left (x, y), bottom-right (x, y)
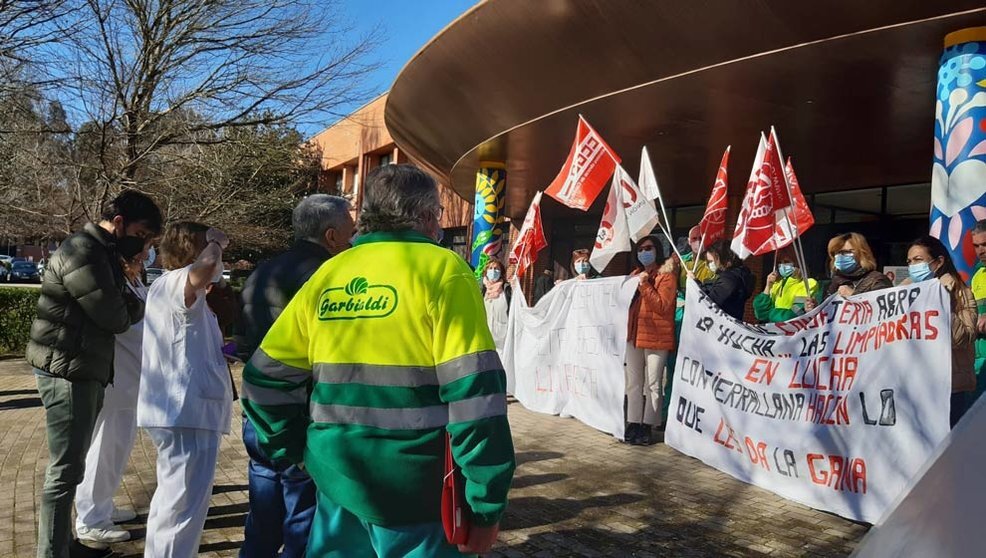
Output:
top-left (825, 232), bottom-right (892, 298)
top-left (137, 222), bottom-right (234, 558)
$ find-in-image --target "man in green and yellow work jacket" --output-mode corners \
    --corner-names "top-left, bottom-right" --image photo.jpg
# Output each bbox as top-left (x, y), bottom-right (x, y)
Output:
top-left (968, 222), bottom-right (986, 405)
top-left (242, 164), bottom-right (515, 558)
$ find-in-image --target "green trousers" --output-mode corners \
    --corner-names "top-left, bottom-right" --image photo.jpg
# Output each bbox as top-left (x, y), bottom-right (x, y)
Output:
top-left (36, 375), bottom-right (104, 558)
top-left (307, 490), bottom-right (476, 558)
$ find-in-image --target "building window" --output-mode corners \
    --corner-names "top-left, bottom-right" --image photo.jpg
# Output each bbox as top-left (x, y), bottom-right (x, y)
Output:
top-left (335, 172), bottom-right (344, 193)
top-left (379, 153), bottom-right (393, 167)
top-left (443, 227), bottom-right (469, 262)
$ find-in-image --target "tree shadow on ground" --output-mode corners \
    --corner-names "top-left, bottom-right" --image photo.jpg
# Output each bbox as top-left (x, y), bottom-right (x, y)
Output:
top-left (0, 389), bottom-right (37, 397)
top-left (514, 451), bottom-right (564, 466)
top-left (511, 473), bottom-right (568, 489)
top-left (212, 483), bottom-right (249, 494)
top-left (0, 396), bottom-right (41, 409)
top-left (501, 493), bottom-right (646, 531)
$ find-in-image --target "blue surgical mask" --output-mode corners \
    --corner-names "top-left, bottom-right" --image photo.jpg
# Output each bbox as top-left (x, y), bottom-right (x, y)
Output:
top-left (143, 246), bottom-right (156, 269)
top-left (908, 262), bottom-right (934, 282)
top-left (778, 263), bottom-right (795, 278)
top-left (637, 249), bottom-right (657, 267)
top-left (575, 261), bottom-right (591, 275)
top-left (486, 268), bottom-right (502, 282)
top-left (834, 253), bottom-right (858, 273)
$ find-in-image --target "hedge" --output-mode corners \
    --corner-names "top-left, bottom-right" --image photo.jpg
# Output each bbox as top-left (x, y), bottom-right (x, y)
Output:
top-left (0, 288), bottom-right (39, 356)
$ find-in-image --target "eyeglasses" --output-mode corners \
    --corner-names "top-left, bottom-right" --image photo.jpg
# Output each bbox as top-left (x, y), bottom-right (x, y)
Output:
top-left (436, 205), bottom-right (445, 220)
top-left (836, 250), bottom-right (854, 256)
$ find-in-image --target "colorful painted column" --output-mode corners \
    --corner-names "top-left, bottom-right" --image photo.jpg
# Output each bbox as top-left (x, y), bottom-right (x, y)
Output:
top-left (931, 27), bottom-right (986, 281)
top-left (470, 162), bottom-right (507, 278)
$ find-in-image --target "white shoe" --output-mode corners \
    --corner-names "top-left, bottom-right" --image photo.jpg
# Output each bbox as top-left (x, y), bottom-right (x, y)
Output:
top-left (111, 507), bottom-right (137, 523)
top-left (77, 524), bottom-right (131, 544)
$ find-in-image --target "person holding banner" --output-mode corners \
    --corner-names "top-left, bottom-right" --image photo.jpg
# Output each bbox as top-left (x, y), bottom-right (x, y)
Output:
top-left (903, 235), bottom-right (977, 427)
top-left (571, 249), bottom-right (598, 280)
top-left (825, 232), bottom-right (892, 297)
top-left (481, 258), bottom-right (511, 354)
top-left (677, 228), bottom-right (715, 290)
top-left (752, 249), bottom-right (819, 322)
top-left (624, 235), bottom-right (678, 445)
top-left (693, 240), bottom-right (753, 322)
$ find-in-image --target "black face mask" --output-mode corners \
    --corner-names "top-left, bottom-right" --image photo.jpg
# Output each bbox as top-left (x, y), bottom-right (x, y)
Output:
top-left (116, 235), bottom-right (145, 259)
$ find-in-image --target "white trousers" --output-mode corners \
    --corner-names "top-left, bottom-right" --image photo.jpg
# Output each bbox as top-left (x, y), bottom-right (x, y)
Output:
top-left (144, 427), bottom-right (222, 558)
top-left (624, 343), bottom-right (669, 426)
top-left (75, 405), bottom-right (138, 530)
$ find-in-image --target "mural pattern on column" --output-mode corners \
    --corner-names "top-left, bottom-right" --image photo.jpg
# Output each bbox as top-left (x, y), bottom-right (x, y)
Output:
top-left (931, 34), bottom-right (986, 281)
top-left (471, 164), bottom-right (506, 279)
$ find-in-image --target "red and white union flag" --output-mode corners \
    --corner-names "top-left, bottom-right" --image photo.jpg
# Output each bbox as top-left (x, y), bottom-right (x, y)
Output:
top-left (732, 133), bottom-right (777, 259)
top-left (773, 157), bottom-right (815, 249)
top-left (508, 191), bottom-right (547, 277)
top-left (545, 116), bottom-right (621, 211)
top-left (698, 146), bottom-right (730, 250)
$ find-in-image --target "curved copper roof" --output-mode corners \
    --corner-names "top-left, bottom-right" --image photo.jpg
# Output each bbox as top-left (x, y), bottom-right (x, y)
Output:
top-left (385, 1), bottom-right (986, 218)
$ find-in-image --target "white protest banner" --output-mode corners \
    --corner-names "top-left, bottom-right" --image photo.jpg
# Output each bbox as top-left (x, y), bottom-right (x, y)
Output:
top-left (852, 395), bottom-right (986, 558)
top-left (666, 280), bottom-right (952, 523)
top-left (502, 276), bottom-right (637, 439)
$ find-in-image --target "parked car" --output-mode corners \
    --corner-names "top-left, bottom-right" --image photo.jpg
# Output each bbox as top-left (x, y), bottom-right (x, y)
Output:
top-left (9, 261), bottom-right (40, 283)
top-left (145, 267), bottom-right (164, 284)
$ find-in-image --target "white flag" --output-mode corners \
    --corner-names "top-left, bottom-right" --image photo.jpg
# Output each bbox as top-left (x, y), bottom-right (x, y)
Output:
top-left (612, 165), bottom-right (661, 242)
top-left (638, 146), bottom-right (661, 201)
top-left (589, 173), bottom-right (631, 272)
top-left (730, 132), bottom-right (767, 259)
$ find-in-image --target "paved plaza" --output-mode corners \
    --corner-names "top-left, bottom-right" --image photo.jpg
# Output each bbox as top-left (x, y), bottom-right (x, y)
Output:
top-left (0, 359), bottom-right (868, 557)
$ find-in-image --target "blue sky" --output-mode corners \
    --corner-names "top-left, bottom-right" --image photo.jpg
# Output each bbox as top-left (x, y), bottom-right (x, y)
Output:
top-left (324, 0), bottom-right (477, 133)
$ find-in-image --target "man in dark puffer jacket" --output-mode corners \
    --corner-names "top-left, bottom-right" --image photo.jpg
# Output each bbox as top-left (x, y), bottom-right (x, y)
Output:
top-left (27, 190), bottom-right (161, 558)
top-left (238, 194), bottom-right (353, 558)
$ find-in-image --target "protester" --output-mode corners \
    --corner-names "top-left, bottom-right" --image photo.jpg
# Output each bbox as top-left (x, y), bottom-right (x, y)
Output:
top-left (481, 257), bottom-right (512, 354)
top-left (571, 248), bottom-right (596, 279)
top-left (694, 239), bottom-right (753, 321)
top-left (242, 164), bottom-right (515, 557)
top-left (27, 190), bottom-right (161, 558)
top-left (238, 194), bottom-right (354, 558)
top-left (73, 248), bottom-right (152, 546)
top-left (968, 220), bottom-right (986, 404)
top-left (903, 236), bottom-right (977, 427)
top-left (137, 223), bottom-right (235, 558)
top-left (825, 232), bottom-right (892, 297)
top-left (532, 269), bottom-right (554, 305)
top-left (753, 249), bottom-right (819, 322)
top-left (678, 227), bottom-right (715, 289)
top-left (624, 235), bottom-right (678, 445)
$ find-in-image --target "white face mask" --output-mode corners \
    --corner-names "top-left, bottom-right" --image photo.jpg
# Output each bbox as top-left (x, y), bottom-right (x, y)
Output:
top-left (708, 261), bottom-right (718, 274)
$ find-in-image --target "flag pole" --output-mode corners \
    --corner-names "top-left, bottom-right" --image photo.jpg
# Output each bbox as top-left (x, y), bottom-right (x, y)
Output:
top-left (692, 232), bottom-right (707, 274)
top-left (770, 126), bottom-right (812, 298)
top-left (643, 147), bottom-right (685, 264)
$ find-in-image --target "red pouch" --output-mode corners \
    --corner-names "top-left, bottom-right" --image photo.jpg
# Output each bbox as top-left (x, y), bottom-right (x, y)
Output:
top-left (442, 432), bottom-right (470, 545)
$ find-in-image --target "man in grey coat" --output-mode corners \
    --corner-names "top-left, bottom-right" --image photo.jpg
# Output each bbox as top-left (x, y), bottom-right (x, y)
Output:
top-left (27, 190), bottom-right (162, 558)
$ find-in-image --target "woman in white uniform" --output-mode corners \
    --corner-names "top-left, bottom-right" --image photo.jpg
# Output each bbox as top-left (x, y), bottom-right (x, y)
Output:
top-left (74, 248), bottom-right (154, 545)
top-left (480, 258), bottom-right (511, 354)
top-left (137, 222), bottom-right (233, 558)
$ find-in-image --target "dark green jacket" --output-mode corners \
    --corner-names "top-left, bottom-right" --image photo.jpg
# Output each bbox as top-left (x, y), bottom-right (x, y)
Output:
top-left (26, 223), bottom-right (143, 385)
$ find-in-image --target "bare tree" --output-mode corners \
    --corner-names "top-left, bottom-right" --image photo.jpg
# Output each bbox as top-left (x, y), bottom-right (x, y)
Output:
top-left (58, 0), bottom-right (379, 197)
top-left (0, 0), bottom-right (71, 89)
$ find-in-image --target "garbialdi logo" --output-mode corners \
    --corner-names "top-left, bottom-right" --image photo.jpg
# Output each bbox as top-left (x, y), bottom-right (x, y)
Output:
top-left (317, 277), bottom-right (397, 321)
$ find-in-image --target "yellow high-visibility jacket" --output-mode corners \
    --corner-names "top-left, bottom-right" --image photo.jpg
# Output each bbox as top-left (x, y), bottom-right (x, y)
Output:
top-left (242, 230), bottom-right (515, 527)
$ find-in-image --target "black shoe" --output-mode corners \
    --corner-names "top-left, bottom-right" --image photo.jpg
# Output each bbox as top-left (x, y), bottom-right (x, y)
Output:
top-left (70, 540), bottom-right (117, 558)
top-left (624, 423), bottom-right (641, 443)
top-left (637, 425), bottom-right (654, 445)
